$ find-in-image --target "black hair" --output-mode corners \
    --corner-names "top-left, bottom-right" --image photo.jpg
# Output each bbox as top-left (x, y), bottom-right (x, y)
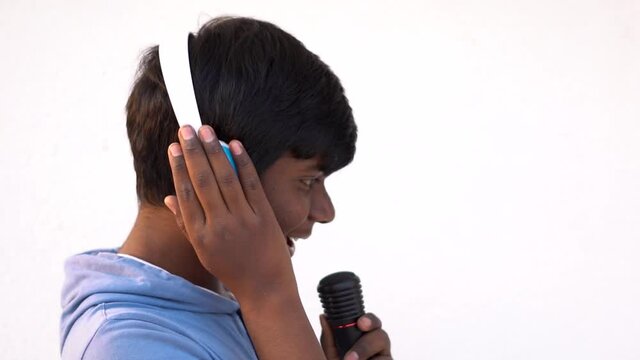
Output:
top-left (126, 16), bottom-right (357, 206)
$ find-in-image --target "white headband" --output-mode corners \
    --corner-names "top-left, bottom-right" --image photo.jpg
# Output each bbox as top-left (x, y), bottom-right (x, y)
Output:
top-left (158, 33), bottom-right (236, 172)
top-left (159, 33), bottom-right (202, 130)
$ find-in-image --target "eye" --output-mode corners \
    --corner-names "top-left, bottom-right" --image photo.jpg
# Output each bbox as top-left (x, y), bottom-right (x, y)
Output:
top-left (299, 175), bottom-right (325, 190)
top-left (300, 178), bottom-right (316, 188)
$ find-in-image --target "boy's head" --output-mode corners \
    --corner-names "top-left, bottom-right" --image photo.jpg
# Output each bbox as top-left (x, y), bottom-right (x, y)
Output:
top-left (126, 16), bottom-right (357, 207)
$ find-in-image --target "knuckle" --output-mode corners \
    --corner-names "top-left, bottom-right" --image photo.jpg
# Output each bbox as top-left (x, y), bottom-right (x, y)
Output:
top-left (194, 172), bottom-right (211, 188)
top-left (353, 330), bottom-right (389, 356)
top-left (352, 344), bottom-right (370, 357)
top-left (218, 172), bottom-right (237, 187)
top-left (192, 230), bottom-right (207, 245)
top-left (235, 153), bottom-right (252, 168)
top-left (214, 224), bottom-right (229, 239)
top-left (207, 142), bottom-right (224, 155)
top-left (171, 159), bottom-right (187, 172)
top-left (181, 135), bottom-right (201, 150)
top-left (243, 175), bottom-right (260, 191)
top-left (182, 140), bottom-right (199, 151)
top-left (240, 216), bottom-right (260, 230)
top-left (367, 313), bottom-right (382, 327)
top-left (365, 312), bottom-right (380, 321)
top-left (380, 329), bottom-right (391, 345)
top-left (211, 224), bottom-right (233, 243)
top-left (178, 185), bottom-right (195, 201)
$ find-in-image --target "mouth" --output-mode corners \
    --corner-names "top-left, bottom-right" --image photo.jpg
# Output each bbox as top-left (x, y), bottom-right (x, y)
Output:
top-left (286, 233), bottom-right (311, 257)
top-left (286, 237), bottom-right (296, 257)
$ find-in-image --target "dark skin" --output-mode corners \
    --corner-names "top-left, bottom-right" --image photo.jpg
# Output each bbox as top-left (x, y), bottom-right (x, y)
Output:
top-left (120, 124), bottom-right (392, 359)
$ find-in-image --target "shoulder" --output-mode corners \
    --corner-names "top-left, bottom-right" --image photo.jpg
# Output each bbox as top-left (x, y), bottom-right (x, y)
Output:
top-left (63, 302), bottom-right (256, 360)
top-left (79, 317), bottom-right (217, 360)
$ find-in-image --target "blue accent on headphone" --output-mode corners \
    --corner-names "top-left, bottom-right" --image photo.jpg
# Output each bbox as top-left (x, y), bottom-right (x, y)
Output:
top-left (220, 142), bottom-right (238, 173)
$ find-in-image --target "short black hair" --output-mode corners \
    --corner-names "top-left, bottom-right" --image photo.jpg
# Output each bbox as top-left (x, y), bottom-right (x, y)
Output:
top-left (126, 17), bottom-right (357, 206)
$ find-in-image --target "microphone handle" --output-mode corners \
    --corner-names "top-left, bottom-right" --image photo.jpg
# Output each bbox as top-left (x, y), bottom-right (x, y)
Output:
top-left (318, 271), bottom-right (366, 358)
top-left (328, 318), bottom-right (363, 358)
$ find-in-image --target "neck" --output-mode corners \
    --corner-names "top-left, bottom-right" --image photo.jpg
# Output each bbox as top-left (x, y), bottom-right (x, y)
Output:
top-left (119, 204), bottom-right (225, 294)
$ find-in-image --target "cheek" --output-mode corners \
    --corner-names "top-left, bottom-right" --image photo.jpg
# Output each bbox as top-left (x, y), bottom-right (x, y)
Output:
top-left (269, 192), bottom-right (311, 233)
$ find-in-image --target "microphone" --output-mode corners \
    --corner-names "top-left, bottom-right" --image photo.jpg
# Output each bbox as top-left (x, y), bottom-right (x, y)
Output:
top-left (317, 272), bottom-right (365, 358)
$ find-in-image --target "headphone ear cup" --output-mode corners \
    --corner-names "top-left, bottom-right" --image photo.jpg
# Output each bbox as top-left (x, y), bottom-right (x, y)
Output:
top-left (219, 141), bottom-right (238, 174)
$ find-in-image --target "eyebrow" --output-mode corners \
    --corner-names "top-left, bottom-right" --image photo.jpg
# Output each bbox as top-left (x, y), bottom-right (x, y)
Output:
top-left (298, 160), bottom-right (323, 174)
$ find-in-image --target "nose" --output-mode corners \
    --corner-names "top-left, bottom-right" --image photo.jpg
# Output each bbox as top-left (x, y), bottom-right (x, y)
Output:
top-left (309, 183), bottom-right (335, 224)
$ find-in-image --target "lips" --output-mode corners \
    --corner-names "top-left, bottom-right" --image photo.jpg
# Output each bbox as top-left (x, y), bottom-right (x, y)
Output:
top-left (286, 230), bottom-right (312, 257)
top-left (286, 237), bottom-right (296, 257)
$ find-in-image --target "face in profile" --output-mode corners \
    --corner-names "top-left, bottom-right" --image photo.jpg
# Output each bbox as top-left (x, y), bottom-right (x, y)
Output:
top-left (259, 154), bottom-right (335, 256)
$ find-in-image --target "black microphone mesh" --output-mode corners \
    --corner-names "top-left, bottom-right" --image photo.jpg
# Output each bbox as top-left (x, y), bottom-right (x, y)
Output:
top-left (317, 271), bottom-right (365, 321)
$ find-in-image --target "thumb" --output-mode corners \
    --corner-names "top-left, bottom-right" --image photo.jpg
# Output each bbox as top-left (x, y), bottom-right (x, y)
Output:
top-left (163, 195), bottom-right (178, 215)
top-left (319, 314), bottom-right (340, 360)
top-left (164, 195), bottom-right (187, 238)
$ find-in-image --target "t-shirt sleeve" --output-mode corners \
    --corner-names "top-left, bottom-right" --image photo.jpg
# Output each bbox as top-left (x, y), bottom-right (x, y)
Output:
top-left (81, 318), bottom-right (219, 360)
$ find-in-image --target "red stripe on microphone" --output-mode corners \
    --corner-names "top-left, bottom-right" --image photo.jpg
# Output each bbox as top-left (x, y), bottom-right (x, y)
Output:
top-left (336, 322), bottom-right (357, 329)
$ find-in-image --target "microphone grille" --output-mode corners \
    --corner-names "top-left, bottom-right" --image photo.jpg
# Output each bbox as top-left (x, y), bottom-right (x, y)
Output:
top-left (317, 271), bottom-right (365, 321)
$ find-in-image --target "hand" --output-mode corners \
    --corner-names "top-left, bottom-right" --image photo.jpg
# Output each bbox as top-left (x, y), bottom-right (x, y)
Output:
top-left (163, 125), bottom-right (295, 300)
top-left (320, 313), bottom-right (392, 360)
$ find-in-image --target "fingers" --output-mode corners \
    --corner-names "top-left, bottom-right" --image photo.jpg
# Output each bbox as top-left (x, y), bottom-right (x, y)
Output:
top-left (197, 126), bottom-right (255, 214)
top-left (320, 313), bottom-right (391, 360)
top-left (319, 315), bottom-right (340, 359)
top-left (170, 125), bottom-right (270, 234)
top-left (228, 140), bottom-right (271, 213)
top-left (168, 142), bottom-right (205, 230)
top-left (344, 313), bottom-right (390, 360)
top-left (164, 196), bottom-right (188, 238)
top-left (177, 125), bottom-right (228, 216)
top-left (358, 313), bottom-right (382, 332)
top-left (345, 328), bottom-right (391, 360)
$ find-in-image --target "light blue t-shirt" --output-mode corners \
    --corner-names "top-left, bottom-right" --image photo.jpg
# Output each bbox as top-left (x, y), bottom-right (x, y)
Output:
top-left (60, 249), bottom-right (258, 359)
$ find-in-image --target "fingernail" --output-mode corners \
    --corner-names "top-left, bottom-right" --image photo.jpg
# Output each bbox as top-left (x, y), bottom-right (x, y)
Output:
top-left (345, 351), bottom-right (359, 360)
top-left (180, 125), bottom-right (195, 140)
top-left (169, 144), bottom-right (182, 157)
top-left (230, 141), bottom-right (243, 155)
top-left (200, 127), bottom-right (214, 143)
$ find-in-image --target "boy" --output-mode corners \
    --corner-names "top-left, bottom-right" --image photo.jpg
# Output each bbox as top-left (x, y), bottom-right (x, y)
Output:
top-left (61, 17), bottom-right (391, 359)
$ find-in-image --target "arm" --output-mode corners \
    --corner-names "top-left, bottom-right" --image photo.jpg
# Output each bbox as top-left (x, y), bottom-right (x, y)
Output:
top-left (165, 125), bottom-right (325, 360)
top-left (240, 284), bottom-right (324, 359)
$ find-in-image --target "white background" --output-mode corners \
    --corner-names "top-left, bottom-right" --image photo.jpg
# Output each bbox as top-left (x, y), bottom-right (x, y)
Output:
top-left (1, 0), bottom-right (639, 359)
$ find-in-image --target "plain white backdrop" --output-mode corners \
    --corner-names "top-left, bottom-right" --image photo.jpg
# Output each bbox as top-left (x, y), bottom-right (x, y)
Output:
top-left (1, 0), bottom-right (639, 359)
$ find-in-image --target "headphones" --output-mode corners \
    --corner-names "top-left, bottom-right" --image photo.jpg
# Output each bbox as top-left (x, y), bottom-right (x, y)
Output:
top-left (159, 33), bottom-right (237, 172)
